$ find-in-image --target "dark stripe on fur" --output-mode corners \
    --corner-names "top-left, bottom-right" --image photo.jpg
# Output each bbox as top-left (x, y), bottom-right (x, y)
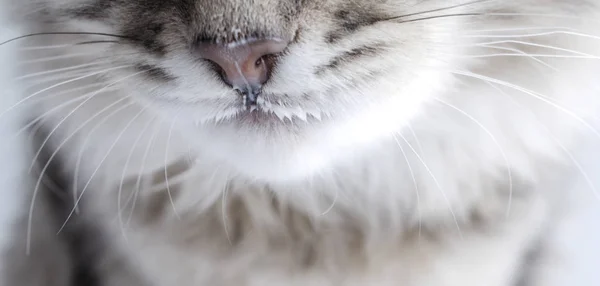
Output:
top-left (326, 8), bottom-right (384, 43)
top-left (135, 63), bottom-right (176, 82)
top-left (316, 45), bottom-right (382, 74)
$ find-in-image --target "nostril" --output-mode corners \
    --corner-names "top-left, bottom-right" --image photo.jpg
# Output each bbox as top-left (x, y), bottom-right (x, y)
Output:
top-left (197, 38), bottom-right (289, 105)
top-left (197, 39), bottom-right (288, 79)
top-left (202, 58), bottom-right (228, 82)
top-left (255, 57), bottom-right (263, 68)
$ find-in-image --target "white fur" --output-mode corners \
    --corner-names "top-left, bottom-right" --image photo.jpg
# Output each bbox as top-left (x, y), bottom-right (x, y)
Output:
top-left (2, 0), bottom-right (600, 285)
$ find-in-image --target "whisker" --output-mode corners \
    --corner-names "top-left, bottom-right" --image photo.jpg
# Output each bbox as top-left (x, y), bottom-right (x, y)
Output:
top-left (125, 115), bottom-right (167, 227)
top-left (391, 134), bottom-right (422, 238)
top-left (11, 89), bottom-right (107, 141)
top-left (7, 84), bottom-right (113, 138)
top-left (27, 97), bottom-right (136, 255)
top-left (20, 43), bottom-right (89, 51)
top-left (164, 109), bottom-right (183, 220)
top-left (433, 97), bottom-right (514, 218)
top-left (477, 44), bottom-right (557, 71)
top-left (22, 68), bottom-right (119, 87)
top-left (319, 187), bottom-right (338, 216)
top-left (380, 0), bottom-right (491, 22)
top-left (0, 32), bottom-right (132, 46)
top-left (75, 40), bottom-right (120, 46)
top-left (466, 26), bottom-right (577, 33)
top-left (451, 53), bottom-right (600, 60)
top-left (28, 67), bottom-right (139, 173)
top-left (55, 101), bottom-right (137, 232)
top-left (395, 13), bottom-right (484, 25)
top-left (18, 52), bottom-right (111, 65)
top-left (70, 82), bottom-right (144, 215)
top-left (222, 181), bottom-right (232, 245)
top-left (394, 132), bottom-right (463, 238)
top-left (18, 40), bottom-right (118, 51)
top-left (464, 30), bottom-right (600, 41)
top-left (449, 70), bottom-right (600, 140)
top-left (28, 82), bottom-right (112, 103)
top-left (116, 114), bottom-right (160, 238)
top-left (15, 61), bottom-right (113, 80)
top-left (147, 168), bottom-right (201, 193)
top-left (17, 50), bottom-right (139, 67)
top-left (488, 82), bottom-right (600, 202)
top-left (60, 103), bottom-right (150, 233)
top-left (0, 65), bottom-right (133, 121)
top-left (406, 123), bottom-right (425, 156)
top-left (476, 40), bottom-right (594, 56)
top-left (479, 13), bottom-right (600, 23)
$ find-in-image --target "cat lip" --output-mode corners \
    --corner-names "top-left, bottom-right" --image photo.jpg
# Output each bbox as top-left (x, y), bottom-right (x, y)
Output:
top-left (227, 104), bottom-right (324, 126)
top-left (236, 108), bottom-right (285, 123)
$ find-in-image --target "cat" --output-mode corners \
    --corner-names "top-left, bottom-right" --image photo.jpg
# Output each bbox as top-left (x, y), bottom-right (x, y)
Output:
top-left (1, 0), bottom-right (600, 285)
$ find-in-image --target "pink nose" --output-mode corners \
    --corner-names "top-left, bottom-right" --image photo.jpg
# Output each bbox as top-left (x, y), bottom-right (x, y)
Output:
top-left (198, 39), bottom-right (288, 106)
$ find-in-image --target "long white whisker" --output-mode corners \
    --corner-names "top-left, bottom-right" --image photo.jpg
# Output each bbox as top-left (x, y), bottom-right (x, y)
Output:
top-left (19, 43), bottom-right (87, 51)
top-left (449, 70), bottom-right (600, 140)
top-left (478, 13), bottom-right (600, 24)
top-left (28, 68), bottom-right (140, 172)
top-left (148, 167), bottom-right (198, 193)
top-left (11, 93), bottom-right (95, 142)
top-left (71, 95), bottom-right (131, 214)
top-left (0, 65), bottom-right (132, 121)
top-left (464, 30), bottom-right (600, 41)
top-left (26, 82), bottom-right (110, 105)
top-left (22, 68), bottom-right (119, 88)
top-left (394, 132), bottom-right (463, 238)
top-left (164, 109), bottom-right (183, 220)
top-left (26, 99), bottom-right (135, 255)
top-left (60, 103), bottom-right (149, 233)
top-left (18, 41), bottom-right (115, 51)
top-left (15, 61), bottom-right (113, 80)
top-left (25, 68), bottom-right (145, 253)
top-left (476, 40), bottom-right (595, 57)
top-left (117, 114), bottom-right (160, 239)
top-left (406, 123), bottom-right (425, 156)
top-left (475, 45), bottom-right (557, 71)
top-left (466, 26), bottom-right (577, 33)
top-left (70, 86), bottom-right (144, 215)
top-left (488, 82), bottom-right (600, 202)
top-left (392, 134), bottom-right (422, 238)
top-left (433, 97), bottom-right (514, 218)
top-left (17, 52), bottom-right (108, 65)
top-left (320, 187), bottom-right (338, 216)
top-left (125, 114), bottom-right (166, 227)
top-left (222, 181), bottom-right (232, 245)
top-left (452, 53), bottom-right (600, 60)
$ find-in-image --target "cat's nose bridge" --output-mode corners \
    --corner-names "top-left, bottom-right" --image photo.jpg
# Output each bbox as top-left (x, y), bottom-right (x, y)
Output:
top-left (198, 39), bottom-right (288, 105)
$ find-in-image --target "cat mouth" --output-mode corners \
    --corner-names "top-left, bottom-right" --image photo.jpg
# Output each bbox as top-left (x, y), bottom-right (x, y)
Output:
top-left (214, 94), bottom-right (325, 125)
top-left (229, 103), bottom-right (323, 125)
top-left (156, 92), bottom-right (327, 126)
top-left (234, 108), bottom-right (290, 124)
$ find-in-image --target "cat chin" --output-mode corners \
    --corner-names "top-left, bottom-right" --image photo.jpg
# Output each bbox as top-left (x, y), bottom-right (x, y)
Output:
top-left (181, 108), bottom-right (420, 184)
top-left (182, 127), bottom-right (332, 183)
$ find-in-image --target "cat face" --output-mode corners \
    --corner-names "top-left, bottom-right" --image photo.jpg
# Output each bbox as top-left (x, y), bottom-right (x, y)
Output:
top-left (16, 0), bottom-right (551, 182)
